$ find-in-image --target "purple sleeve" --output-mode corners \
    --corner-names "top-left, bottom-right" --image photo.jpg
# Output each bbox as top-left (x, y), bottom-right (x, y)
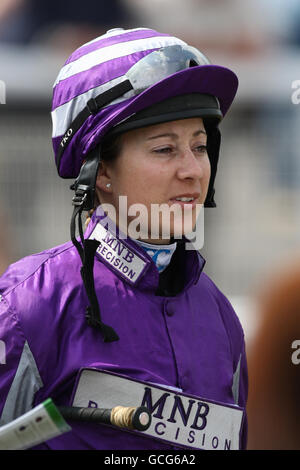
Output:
top-left (0, 296), bottom-right (43, 425)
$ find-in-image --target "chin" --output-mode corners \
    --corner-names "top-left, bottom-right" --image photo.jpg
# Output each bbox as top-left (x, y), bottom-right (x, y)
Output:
top-left (163, 218), bottom-right (196, 240)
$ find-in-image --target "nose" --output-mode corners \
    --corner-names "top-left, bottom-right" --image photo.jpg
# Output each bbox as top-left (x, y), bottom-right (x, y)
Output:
top-left (176, 147), bottom-right (207, 181)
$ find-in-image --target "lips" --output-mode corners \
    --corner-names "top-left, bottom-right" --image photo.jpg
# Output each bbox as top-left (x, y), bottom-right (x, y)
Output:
top-left (169, 193), bottom-right (201, 208)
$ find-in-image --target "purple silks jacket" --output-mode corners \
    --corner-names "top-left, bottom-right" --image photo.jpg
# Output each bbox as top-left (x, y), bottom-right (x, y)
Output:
top-left (0, 210), bottom-right (248, 450)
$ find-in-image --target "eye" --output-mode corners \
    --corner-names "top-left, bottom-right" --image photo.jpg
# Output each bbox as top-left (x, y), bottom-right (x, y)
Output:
top-left (153, 146), bottom-right (173, 154)
top-left (194, 145), bottom-right (207, 154)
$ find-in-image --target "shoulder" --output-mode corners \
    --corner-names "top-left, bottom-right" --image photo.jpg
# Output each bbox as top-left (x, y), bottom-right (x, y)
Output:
top-left (0, 241), bottom-right (90, 349)
top-left (0, 240), bottom-right (116, 327)
top-left (0, 241), bottom-right (78, 297)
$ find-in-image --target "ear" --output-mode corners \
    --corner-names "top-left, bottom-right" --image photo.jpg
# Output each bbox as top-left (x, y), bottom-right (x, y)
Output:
top-left (96, 161), bottom-right (113, 193)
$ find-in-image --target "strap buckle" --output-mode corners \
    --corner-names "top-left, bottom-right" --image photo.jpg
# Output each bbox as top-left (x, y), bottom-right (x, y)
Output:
top-left (72, 186), bottom-right (88, 207)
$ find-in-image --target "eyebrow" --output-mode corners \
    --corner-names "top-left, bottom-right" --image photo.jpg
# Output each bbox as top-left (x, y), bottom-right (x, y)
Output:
top-left (146, 129), bottom-right (207, 140)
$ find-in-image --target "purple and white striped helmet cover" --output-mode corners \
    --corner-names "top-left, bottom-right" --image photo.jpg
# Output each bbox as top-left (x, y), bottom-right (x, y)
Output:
top-left (51, 28), bottom-right (238, 178)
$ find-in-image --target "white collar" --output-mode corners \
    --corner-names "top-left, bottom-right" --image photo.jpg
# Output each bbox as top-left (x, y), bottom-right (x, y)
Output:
top-left (135, 239), bottom-right (177, 273)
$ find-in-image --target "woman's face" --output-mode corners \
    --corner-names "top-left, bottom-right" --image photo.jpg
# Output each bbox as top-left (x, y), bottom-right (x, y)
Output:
top-left (96, 117), bottom-right (211, 244)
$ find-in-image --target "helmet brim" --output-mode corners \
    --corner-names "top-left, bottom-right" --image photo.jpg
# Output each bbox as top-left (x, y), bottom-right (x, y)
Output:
top-left (106, 64), bottom-right (238, 135)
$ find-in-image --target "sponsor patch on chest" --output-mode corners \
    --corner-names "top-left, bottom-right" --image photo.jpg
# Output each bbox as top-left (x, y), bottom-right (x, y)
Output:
top-left (72, 369), bottom-right (244, 450)
top-left (89, 223), bottom-right (147, 284)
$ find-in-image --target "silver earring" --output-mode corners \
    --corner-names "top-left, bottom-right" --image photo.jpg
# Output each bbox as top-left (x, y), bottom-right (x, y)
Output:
top-left (106, 183), bottom-right (111, 188)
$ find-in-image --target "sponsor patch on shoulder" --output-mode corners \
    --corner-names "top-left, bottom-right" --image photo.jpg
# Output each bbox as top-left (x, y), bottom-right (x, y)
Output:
top-left (89, 223), bottom-right (148, 285)
top-left (72, 368), bottom-right (245, 450)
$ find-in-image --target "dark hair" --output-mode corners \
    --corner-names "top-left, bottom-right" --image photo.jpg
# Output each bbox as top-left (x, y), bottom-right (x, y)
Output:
top-left (85, 133), bottom-right (123, 224)
top-left (100, 132), bottom-right (123, 163)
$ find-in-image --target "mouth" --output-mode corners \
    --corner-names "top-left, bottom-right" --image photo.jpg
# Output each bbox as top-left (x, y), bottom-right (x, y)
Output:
top-left (168, 193), bottom-right (200, 208)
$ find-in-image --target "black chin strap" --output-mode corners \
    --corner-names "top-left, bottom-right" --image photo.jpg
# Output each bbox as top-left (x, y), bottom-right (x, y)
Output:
top-left (204, 125), bottom-right (221, 208)
top-left (70, 150), bottom-right (119, 342)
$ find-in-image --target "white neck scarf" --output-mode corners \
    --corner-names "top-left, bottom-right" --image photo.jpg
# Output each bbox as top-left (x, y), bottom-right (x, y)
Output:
top-left (135, 239), bottom-right (177, 273)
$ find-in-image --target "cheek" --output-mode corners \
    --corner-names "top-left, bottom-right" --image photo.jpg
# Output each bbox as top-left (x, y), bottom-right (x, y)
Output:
top-left (198, 154), bottom-right (210, 180)
top-left (116, 157), bottom-right (164, 198)
top-left (113, 163), bottom-right (153, 205)
top-left (199, 157), bottom-right (211, 202)
top-left (204, 156), bottom-right (211, 184)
